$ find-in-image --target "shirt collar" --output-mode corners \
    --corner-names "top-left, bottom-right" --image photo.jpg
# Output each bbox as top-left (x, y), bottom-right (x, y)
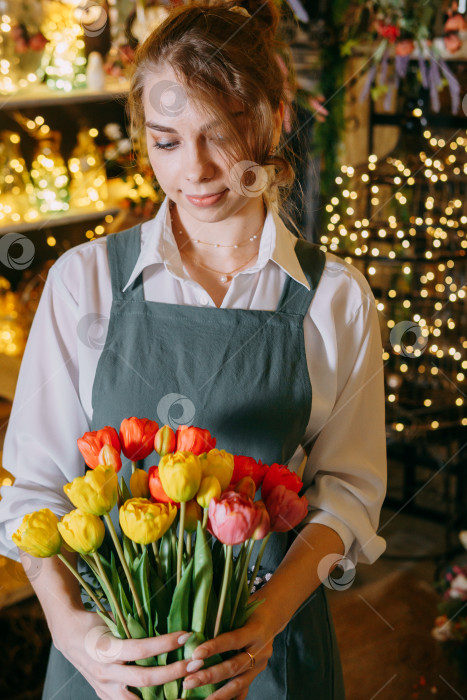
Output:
top-left (122, 195), bottom-right (311, 292)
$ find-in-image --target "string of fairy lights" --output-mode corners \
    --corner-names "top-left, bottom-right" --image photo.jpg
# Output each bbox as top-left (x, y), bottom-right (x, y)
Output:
top-left (319, 110), bottom-right (466, 434)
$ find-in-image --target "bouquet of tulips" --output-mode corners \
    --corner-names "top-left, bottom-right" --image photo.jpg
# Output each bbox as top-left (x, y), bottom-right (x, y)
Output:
top-left (12, 418), bottom-right (309, 699)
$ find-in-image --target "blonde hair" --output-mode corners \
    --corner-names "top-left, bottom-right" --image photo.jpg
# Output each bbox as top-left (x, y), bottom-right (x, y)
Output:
top-left (126, 0), bottom-right (304, 236)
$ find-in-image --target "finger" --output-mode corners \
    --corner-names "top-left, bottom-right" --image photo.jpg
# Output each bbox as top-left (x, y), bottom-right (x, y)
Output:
top-left (208, 670), bottom-right (261, 700)
top-left (104, 657), bottom-right (198, 687)
top-left (191, 627), bottom-right (253, 661)
top-left (85, 628), bottom-right (188, 663)
top-left (183, 650), bottom-right (253, 690)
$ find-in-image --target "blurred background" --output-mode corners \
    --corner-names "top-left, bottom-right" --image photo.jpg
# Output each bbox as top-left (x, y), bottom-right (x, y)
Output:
top-left (0, 0), bottom-right (466, 698)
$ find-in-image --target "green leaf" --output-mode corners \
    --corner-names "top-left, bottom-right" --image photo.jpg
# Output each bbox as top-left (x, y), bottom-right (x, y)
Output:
top-left (167, 557), bottom-right (194, 659)
top-left (133, 547), bottom-right (152, 633)
top-left (192, 522), bottom-right (213, 635)
top-left (118, 579), bottom-right (133, 620)
top-left (150, 568), bottom-right (170, 635)
top-left (120, 475), bottom-right (132, 501)
top-left (159, 532), bottom-right (173, 592)
top-left (96, 610), bottom-right (123, 638)
top-left (231, 578), bottom-right (249, 630)
top-left (204, 584), bottom-right (218, 640)
top-left (163, 680), bottom-right (179, 700)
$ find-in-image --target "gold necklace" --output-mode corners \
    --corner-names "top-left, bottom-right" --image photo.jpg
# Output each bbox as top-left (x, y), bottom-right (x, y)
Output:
top-left (169, 199), bottom-right (266, 249)
top-left (181, 248), bottom-right (259, 283)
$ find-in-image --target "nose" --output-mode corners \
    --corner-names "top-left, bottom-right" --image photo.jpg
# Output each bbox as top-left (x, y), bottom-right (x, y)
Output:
top-left (184, 140), bottom-right (216, 184)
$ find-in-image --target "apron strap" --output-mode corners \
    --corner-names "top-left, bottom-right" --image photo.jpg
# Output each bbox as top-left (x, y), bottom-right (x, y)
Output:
top-left (276, 238), bottom-right (326, 316)
top-left (105, 223), bottom-right (144, 302)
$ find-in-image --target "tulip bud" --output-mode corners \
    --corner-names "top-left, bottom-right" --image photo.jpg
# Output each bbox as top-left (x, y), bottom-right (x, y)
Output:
top-left (251, 501), bottom-right (270, 540)
top-left (130, 468), bottom-right (150, 498)
top-left (185, 500), bottom-right (203, 533)
top-left (154, 425), bottom-right (176, 456)
top-left (57, 509), bottom-right (105, 555)
top-left (200, 449), bottom-right (234, 491)
top-left (119, 498), bottom-right (177, 544)
top-left (98, 444), bottom-right (122, 472)
top-left (64, 466), bottom-right (118, 516)
top-left (158, 451), bottom-right (202, 503)
top-left (233, 476), bottom-right (256, 500)
top-left (12, 509), bottom-right (62, 558)
top-left (196, 475), bottom-right (221, 509)
top-left (119, 417), bottom-right (158, 461)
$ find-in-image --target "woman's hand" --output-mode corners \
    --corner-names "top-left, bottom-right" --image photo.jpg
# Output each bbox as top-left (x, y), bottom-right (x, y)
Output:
top-left (181, 597), bottom-right (277, 700)
top-left (51, 609), bottom-right (201, 700)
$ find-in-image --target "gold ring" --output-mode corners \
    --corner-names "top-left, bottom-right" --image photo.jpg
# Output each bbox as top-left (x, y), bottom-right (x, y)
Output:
top-left (244, 649), bottom-right (256, 669)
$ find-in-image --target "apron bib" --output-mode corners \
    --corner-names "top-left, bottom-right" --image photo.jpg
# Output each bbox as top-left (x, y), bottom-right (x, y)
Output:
top-left (42, 223), bottom-right (346, 699)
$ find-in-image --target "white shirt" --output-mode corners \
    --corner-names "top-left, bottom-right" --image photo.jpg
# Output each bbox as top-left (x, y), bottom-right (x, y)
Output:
top-left (0, 195), bottom-right (387, 567)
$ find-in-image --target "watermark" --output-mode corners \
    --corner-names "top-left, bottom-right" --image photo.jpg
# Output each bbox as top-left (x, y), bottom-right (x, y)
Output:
top-left (77, 313), bottom-right (109, 350)
top-left (148, 80), bottom-right (188, 118)
top-left (84, 624), bottom-right (124, 663)
top-left (0, 232), bottom-right (35, 270)
top-left (317, 553), bottom-right (356, 592)
top-left (157, 393), bottom-right (196, 431)
top-left (389, 320), bottom-right (429, 358)
top-left (228, 160), bottom-right (270, 198)
top-left (3, 547), bottom-right (43, 584)
top-left (75, 2), bottom-right (109, 38)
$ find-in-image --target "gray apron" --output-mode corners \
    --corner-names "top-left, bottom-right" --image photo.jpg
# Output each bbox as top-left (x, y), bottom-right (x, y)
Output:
top-left (42, 221), bottom-right (346, 699)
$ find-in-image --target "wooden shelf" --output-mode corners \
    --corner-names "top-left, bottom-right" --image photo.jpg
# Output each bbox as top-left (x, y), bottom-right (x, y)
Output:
top-left (0, 79), bottom-right (130, 110)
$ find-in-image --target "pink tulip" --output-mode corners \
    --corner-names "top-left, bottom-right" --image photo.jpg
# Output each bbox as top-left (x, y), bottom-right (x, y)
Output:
top-left (264, 485), bottom-right (308, 532)
top-left (207, 491), bottom-right (261, 545)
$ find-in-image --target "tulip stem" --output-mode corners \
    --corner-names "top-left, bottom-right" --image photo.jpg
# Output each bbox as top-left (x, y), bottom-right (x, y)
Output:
top-left (103, 513), bottom-right (146, 632)
top-left (151, 542), bottom-right (164, 581)
top-left (202, 508), bottom-right (209, 529)
top-left (92, 552), bottom-right (130, 638)
top-left (186, 533), bottom-right (192, 559)
top-left (247, 533), bottom-right (272, 595)
top-left (131, 460), bottom-right (137, 474)
top-left (214, 545), bottom-right (233, 638)
top-left (230, 539), bottom-right (255, 628)
top-left (57, 553), bottom-right (108, 616)
top-left (177, 502), bottom-right (186, 586)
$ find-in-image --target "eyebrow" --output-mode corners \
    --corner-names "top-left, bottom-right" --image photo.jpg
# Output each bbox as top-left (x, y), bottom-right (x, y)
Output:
top-left (145, 110), bottom-right (244, 134)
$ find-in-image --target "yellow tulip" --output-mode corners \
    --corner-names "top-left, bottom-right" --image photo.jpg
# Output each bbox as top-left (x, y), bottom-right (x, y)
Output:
top-left (12, 508), bottom-right (62, 558)
top-left (185, 499), bottom-right (203, 533)
top-left (57, 509), bottom-right (105, 555)
top-left (119, 498), bottom-right (177, 545)
top-left (130, 468), bottom-right (150, 498)
top-left (158, 451), bottom-right (202, 502)
top-left (196, 475), bottom-right (221, 509)
top-left (199, 449), bottom-right (234, 491)
top-left (64, 466), bottom-right (118, 516)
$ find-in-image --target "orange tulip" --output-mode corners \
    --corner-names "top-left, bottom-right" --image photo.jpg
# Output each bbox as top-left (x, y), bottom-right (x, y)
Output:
top-left (77, 427), bottom-right (121, 470)
top-left (175, 425), bottom-right (216, 455)
top-left (119, 417), bottom-right (159, 461)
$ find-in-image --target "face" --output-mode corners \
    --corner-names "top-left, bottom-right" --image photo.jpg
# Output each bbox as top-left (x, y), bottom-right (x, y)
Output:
top-left (142, 64), bottom-right (283, 226)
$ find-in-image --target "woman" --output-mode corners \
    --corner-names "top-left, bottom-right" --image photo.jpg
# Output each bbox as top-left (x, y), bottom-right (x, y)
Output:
top-left (0, 1), bottom-right (387, 699)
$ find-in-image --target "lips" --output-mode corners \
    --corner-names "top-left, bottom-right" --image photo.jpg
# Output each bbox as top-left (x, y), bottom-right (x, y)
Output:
top-left (185, 189), bottom-right (228, 207)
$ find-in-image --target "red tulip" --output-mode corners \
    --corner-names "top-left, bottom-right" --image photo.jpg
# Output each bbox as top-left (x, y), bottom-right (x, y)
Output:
top-left (251, 501), bottom-right (270, 540)
top-left (175, 425), bottom-right (216, 455)
top-left (148, 465), bottom-right (179, 507)
top-left (77, 427), bottom-right (121, 470)
top-left (154, 425), bottom-right (176, 456)
top-left (261, 463), bottom-right (303, 501)
top-left (98, 444), bottom-right (122, 472)
top-left (207, 491), bottom-right (261, 545)
top-left (230, 455), bottom-right (267, 490)
top-left (264, 485), bottom-right (308, 533)
top-left (375, 19), bottom-right (400, 43)
top-left (119, 417), bottom-right (159, 461)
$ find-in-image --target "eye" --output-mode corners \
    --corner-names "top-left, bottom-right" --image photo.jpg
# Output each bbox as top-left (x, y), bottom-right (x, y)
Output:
top-left (152, 141), bottom-right (178, 150)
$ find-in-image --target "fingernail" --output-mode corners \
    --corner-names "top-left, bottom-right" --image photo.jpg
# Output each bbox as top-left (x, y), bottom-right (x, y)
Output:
top-left (177, 632), bottom-right (191, 645)
top-left (192, 646), bottom-right (208, 659)
top-left (186, 659), bottom-right (204, 673)
top-left (183, 675), bottom-right (201, 689)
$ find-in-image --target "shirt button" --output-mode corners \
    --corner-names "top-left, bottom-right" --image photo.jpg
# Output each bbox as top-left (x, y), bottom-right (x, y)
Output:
top-left (199, 294), bottom-right (209, 305)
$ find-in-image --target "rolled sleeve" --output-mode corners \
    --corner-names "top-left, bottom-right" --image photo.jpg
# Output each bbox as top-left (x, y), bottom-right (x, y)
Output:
top-left (301, 292), bottom-right (388, 567)
top-left (0, 264), bottom-right (90, 561)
